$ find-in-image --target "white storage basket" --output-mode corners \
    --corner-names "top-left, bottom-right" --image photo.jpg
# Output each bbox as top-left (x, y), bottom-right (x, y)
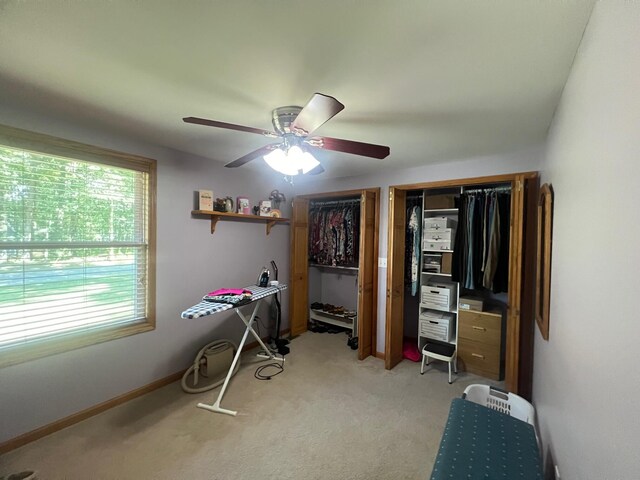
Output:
top-left (462, 384), bottom-right (536, 426)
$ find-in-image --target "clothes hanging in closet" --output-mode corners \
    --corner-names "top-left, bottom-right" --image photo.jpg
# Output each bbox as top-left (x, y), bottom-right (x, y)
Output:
top-left (308, 202), bottom-right (360, 267)
top-left (452, 189), bottom-right (511, 293)
top-left (405, 202), bottom-right (422, 296)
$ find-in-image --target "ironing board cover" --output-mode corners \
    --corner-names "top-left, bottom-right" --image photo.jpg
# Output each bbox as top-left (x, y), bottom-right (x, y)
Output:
top-left (430, 398), bottom-right (542, 480)
top-left (181, 284), bottom-right (287, 319)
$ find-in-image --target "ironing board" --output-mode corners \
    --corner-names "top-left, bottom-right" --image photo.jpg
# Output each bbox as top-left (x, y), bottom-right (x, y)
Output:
top-left (430, 398), bottom-right (543, 479)
top-left (181, 284), bottom-right (287, 416)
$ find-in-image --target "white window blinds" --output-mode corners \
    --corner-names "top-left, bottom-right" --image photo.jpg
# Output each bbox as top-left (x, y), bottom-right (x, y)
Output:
top-left (0, 144), bottom-right (151, 351)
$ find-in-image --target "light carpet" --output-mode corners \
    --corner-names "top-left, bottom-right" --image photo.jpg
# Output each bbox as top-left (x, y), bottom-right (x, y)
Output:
top-left (1, 332), bottom-right (494, 480)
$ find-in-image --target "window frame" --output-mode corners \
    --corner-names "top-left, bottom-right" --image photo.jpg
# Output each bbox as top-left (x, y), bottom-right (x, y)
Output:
top-left (0, 124), bottom-right (156, 367)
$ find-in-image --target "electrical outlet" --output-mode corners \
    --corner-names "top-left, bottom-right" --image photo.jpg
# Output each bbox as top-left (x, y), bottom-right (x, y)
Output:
top-left (554, 465), bottom-right (561, 480)
top-left (378, 257), bottom-right (387, 268)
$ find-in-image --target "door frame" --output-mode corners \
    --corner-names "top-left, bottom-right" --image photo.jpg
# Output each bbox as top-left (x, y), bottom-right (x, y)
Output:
top-left (290, 188), bottom-right (380, 360)
top-left (384, 172), bottom-right (538, 394)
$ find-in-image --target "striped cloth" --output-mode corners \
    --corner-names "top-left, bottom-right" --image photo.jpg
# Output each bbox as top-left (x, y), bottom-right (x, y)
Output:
top-left (181, 284), bottom-right (287, 319)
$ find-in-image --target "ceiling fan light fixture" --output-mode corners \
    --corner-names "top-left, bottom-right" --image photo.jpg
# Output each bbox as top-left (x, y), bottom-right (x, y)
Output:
top-left (264, 145), bottom-right (320, 176)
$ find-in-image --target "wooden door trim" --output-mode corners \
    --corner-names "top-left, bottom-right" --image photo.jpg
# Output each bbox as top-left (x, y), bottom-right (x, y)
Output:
top-left (384, 187), bottom-right (407, 369)
top-left (357, 189), bottom-right (380, 359)
top-left (289, 198), bottom-right (310, 337)
top-left (372, 188), bottom-right (380, 356)
top-left (384, 172), bottom-right (538, 393)
top-left (394, 172), bottom-right (537, 191)
top-left (505, 177), bottom-right (523, 391)
top-left (297, 188), bottom-right (380, 200)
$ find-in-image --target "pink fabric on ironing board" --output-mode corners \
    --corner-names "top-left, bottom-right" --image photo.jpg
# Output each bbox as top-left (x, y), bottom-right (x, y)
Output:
top-left (207, 288), bottom-right (250, 296)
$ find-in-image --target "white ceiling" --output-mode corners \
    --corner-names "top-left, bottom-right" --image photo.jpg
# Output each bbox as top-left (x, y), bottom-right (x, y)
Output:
top-left (0, 1), bottom-right (594, 178)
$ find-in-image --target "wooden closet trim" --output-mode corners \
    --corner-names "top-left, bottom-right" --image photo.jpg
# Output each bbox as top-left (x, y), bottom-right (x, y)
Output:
top-left (384, 172), bottom-right (538, 395)
top-left (290, 187), bottom-right (381, 360)
top-left (397, 171), bottom-right (537, 191)
top-left (297, 188), bottom-right (380, 199)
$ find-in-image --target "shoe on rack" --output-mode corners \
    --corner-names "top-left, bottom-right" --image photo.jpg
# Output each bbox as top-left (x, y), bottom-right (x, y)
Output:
top-left (322, 304), bottom-right (335, 312)
top-left (344, 310), bottom-right (357, 318)
top-left (310, 302), bottom-right (324, 310)
top-left (309, 323), bottom-right (328, 333)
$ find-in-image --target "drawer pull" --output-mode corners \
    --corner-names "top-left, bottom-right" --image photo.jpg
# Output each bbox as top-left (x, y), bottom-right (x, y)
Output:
top-left (472, 326), bottom-right (486, 331)
top-left (472, 353), bottom-right (485, 359)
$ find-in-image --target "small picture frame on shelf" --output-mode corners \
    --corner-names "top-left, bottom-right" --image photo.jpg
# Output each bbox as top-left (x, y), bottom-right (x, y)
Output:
top-left (259, 200), bottom-right (272, 217)
top-left (198, 190), bottom-right (213, 211)
top-left (237, 197), bottom-right (250, 215)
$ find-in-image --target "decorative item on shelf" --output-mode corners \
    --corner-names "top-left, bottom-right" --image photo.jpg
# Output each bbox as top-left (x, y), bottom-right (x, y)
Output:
top-left (259, 200), bottom-right (272, 217)
top-left (269, 190), bottom-right (286, 210)
top-left (252, 205), bottom-right (260, 216)
top-left (213, 198), bottom-right (226, 212)
top-left (236, 197), bottom-right (250, 215)
top-left (270, 209), bottom-right (282, 218)
top-left (198, 190), bottom-right (213, 211)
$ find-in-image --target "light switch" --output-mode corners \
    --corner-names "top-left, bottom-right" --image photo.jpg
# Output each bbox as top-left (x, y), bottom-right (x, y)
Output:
top-left (378, 257), bottom-right (387, 268)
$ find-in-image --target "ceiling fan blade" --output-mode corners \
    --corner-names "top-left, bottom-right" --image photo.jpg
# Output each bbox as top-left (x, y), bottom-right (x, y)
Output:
top-left (307, 136), bottom-right (390, 159)
top-left (290, 93), bottom-right (345, 136)
top-left (307, 164), bottom-right (325, 175)
top-left (224, 143), bottom-right (280, 168)
top-left (183, 117), bottom-right (278, 137)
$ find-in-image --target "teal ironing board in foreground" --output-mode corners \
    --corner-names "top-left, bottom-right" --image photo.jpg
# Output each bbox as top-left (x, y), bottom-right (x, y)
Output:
top-left (430, 398), bottom-right (543, 479)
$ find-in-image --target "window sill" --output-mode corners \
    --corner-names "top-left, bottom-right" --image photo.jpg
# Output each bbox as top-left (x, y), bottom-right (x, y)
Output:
top-left (0, 320), bottom-right (155, 368)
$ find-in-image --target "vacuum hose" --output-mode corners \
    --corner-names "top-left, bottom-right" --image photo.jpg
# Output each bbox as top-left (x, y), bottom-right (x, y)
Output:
top-left (181, 339), bottom-right (239, 394)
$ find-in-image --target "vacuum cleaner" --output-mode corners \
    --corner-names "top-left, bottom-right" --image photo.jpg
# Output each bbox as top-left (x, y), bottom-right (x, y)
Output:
top-left (181, 339), bottom-right (238, 393)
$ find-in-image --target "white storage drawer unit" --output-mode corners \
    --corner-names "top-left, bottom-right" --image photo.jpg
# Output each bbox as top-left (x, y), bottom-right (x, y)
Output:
top-left (424, 217), bottom-right (457, 230)
top-left (423, 228), bottom-right (454, 242)
top-left (423, 239), bottom-right (452, 251)
top-left (419, 311), bottom-right (455, 342)
top-left (421, 283), bottom-right (455, 309)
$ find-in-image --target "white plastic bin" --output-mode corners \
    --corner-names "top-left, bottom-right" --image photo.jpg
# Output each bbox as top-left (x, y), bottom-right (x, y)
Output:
top-left (462, 384), bottom-right (535, 426)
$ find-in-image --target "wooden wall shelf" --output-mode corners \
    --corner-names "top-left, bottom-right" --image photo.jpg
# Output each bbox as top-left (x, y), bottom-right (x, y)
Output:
top-left (191, 210), bottom-right (289, 235)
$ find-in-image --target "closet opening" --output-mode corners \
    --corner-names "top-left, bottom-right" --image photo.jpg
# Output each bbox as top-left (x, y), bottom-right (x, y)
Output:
top-left (385, 173), bottom-right (538, 398)
top-left (290, 188), bottom-right (380, 360)
top-left (308, 197), bottom-right (361, 350)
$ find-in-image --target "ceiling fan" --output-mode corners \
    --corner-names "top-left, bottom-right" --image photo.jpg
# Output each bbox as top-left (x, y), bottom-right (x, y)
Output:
top-left (183, 93), bottom-right (390, 176)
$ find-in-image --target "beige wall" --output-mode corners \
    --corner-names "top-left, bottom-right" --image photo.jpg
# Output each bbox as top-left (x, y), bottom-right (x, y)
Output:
top-left (533, 2), bottom-right (640, 478)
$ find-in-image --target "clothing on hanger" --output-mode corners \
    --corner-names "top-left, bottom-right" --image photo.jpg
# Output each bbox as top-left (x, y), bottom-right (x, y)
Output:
top-left (404, 203), bottom-right (422, 296)
top-left (308, 201), bottom-right (360, 267)
top-left (452, 188), bottom-right (510, 293)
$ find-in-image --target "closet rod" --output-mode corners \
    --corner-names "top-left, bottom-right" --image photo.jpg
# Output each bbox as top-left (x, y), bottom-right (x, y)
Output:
top-left (463, 186), bottom-right (512, 194)
top-left (310, 198), bottom-right (360, 207)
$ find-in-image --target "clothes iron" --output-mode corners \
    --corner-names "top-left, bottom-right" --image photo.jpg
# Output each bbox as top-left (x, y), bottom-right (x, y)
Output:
top-left (257, 266), bottom-right (270, 287)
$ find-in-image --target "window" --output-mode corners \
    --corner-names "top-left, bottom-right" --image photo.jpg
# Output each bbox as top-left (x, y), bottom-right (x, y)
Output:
top-left (0, 125), bottom-right (156, 366)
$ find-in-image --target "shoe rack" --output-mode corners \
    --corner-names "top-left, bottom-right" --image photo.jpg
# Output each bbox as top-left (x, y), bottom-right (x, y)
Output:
top-left (308, 264), bottom-right (359, 337)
